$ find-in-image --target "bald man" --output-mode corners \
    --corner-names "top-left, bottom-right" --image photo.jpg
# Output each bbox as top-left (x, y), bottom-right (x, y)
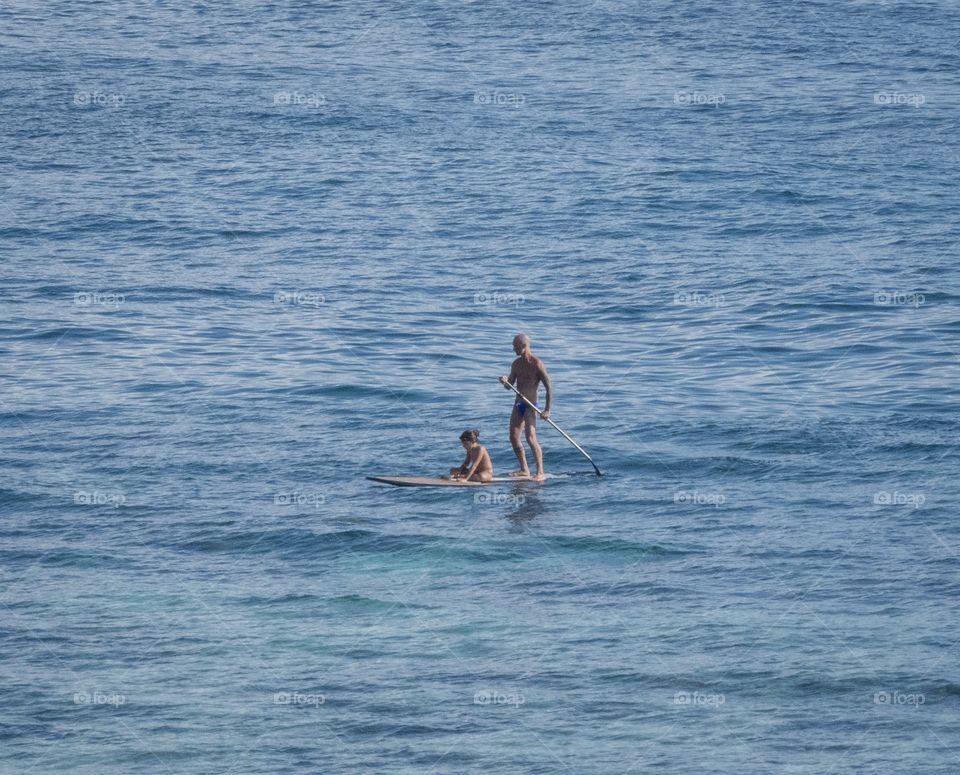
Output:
top-left (499, 334), bottom-right (552, 481)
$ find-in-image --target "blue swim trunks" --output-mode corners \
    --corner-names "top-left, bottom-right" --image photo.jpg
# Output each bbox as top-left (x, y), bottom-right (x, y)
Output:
top-left (515, 401), bottom-right (538, 418)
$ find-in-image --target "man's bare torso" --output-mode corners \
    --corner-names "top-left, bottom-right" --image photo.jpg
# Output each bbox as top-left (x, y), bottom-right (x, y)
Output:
top-left (513, 355), bottom-right (545, 403)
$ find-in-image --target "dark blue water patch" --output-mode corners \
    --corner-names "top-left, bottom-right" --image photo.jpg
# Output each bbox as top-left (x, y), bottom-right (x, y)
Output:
top-left (656, 455), bottom-right (779, 477)
top-left (454, 543), bottom-right (535, 564)
top-left (124, 380), bottom-right (209, 394)
top-left (538, 535), bottom-right (692, 560)
top-left (0, 226), bottom-right (49, 240)
top-left (563, 581), bottom-right (699, 600)
top-left (0, 549), bottom-right (135, 569)
top-left (232, 592), bottom-right (429, 613)
top-left (870, 439), bottom-right (955, 457)
top-left (0, 487), bottom-right (58, 508)
top-left (8, 326), bottom-right (134, 343)
top-left (98, 285), bottom-right (271, 303)
top-left (740, 300), bottom-right (877, 318)
top-left (0, 719), bottom-right (56, 742)
top-left (277, 383), bottom-right (437, 402)
top-left (336, 718), bottom-right (454, 740)
top-left (0, 404), bottom-right (128, 424)
top-left (925, 683), bottom-right (960, 699)
top-left (785, 674), bottom-right (940, 699)
top-left (174, 528), bottom-right (439, 557)
top-left (325, 594), bottom-right (430, 611)
top-left (232, 592), bottom-right (321, 606)
top-left (42, 214), bottom-right (170, 240)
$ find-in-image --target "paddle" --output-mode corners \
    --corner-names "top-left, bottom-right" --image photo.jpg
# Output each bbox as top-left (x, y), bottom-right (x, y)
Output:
top-left (500, 378), bottom-right (603, 476)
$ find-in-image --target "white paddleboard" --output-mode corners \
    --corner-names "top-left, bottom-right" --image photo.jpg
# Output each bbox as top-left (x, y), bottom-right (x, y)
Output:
top-left (367, 475), bottom-right (535, 488)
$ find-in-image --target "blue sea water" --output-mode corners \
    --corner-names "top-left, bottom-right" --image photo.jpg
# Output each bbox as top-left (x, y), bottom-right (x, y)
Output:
top-left (2, 1), bottom-right (959, 772)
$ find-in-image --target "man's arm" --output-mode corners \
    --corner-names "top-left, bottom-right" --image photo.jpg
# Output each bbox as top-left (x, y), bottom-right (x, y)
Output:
top-left (499, 360), bottom-right (518, 388)
top-left (538, 361), bottom-right (552, 419)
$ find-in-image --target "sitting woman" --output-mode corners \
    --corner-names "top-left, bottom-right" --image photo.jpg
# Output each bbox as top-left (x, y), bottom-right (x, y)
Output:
top-left (448, 429), bottom-right (494, 483)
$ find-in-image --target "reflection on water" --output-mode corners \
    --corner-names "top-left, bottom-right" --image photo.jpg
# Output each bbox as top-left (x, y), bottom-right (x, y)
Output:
top-left (505, 485), bottom-right (546, 529)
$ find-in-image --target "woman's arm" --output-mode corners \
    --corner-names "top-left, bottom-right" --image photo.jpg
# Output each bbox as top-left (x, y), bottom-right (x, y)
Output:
top-left (462, 452), bottom-right (481, 480)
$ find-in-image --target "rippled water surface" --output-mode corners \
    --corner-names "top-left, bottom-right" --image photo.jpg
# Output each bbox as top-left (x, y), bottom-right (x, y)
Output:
top-left (2, 1), bottom-right (959, 772)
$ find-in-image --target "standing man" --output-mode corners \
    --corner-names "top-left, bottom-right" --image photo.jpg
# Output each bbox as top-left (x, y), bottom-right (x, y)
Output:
top-left (499, 334), bottom-right (552, 481)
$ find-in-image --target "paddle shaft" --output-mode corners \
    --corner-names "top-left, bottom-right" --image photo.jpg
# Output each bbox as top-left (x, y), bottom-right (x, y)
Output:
top-left (502, 380), bottom-right (602, 476)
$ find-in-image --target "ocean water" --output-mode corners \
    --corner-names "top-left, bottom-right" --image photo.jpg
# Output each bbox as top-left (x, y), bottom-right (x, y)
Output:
top-left (2, 1), bottom-right (959, 772)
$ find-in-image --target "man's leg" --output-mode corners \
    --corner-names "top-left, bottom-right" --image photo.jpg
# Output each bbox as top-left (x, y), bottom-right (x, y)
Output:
top-left (525, 418), bottom-right (545, 480)
top-left (509, 407), bottom-right (529, 475)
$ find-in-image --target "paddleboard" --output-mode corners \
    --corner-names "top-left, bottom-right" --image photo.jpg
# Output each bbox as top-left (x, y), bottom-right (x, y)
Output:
top-left (367, 475), bottom-right (535, 487)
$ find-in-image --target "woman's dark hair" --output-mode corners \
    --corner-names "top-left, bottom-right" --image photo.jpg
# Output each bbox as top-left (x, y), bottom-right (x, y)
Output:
top-left (459, 429), bottom-right (480, 443)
